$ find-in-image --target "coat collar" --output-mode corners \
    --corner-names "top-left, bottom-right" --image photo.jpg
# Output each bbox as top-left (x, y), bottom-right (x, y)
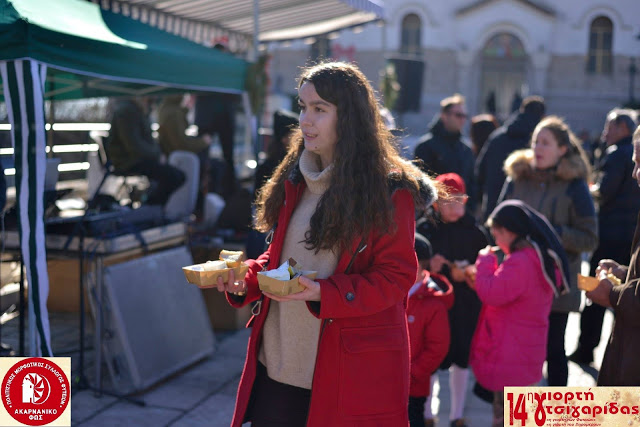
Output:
top-left (504, 148), bottom-right (589, 183)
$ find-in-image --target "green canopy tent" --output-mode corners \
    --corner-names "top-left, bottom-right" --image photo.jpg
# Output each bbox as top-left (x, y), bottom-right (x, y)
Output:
top-left (0, 0), bottom-right (247, 356)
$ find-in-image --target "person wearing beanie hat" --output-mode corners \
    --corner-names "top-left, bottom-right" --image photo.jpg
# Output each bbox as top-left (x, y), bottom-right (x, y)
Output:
top-left (417, 173), bottom-right (488, 427)
top-left (436, 172), bottom-right (466, 196)
top-left (407, 233), bottom-right (453, 427)
top-left (414, 232), bottom-right (433, 261)
top-left (470, 199), bottom-right (568, 427)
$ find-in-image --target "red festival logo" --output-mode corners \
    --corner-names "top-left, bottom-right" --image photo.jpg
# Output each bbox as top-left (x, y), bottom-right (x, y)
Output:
top-left (2, 358), bottom-right (70, 426)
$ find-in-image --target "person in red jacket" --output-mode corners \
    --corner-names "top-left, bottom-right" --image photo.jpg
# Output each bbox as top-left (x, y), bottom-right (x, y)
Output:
top-left (408, 233), bottom-right (453, 427)
top-left (215, 62), bottom-right (438, 427)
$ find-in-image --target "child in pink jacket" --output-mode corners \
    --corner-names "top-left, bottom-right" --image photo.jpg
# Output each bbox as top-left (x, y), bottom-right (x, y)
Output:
top-left (407, 233), bottom-right (454, 427)
top-left (469, 200), bottom-right (570, 427)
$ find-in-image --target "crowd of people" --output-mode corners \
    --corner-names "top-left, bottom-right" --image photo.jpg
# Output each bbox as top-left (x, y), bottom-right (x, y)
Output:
top-left (214, 63), bottom-right (637, 427)
top-left (101, 58), bottom-right (640, 426)
top-left (412, 94), bottom-right (639, 425)
top-left (412, 97), bottom-right (639, 426)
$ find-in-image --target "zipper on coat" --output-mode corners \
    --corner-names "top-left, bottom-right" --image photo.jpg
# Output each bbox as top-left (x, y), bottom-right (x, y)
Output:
top-left (265, 229), bottom-right (274, 245)
top-left (251, 300), bottom-right (262, 316)
top-left (536, 182), bottom-right (549, 213)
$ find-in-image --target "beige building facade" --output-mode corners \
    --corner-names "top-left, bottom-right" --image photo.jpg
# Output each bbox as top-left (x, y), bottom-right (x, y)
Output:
top-left (265, 0), bottom-right (640, 138)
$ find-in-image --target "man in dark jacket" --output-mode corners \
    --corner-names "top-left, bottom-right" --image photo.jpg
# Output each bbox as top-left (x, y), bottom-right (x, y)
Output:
top-left (570, 108), bottom-right (640, 365)
top-left (106, 97), bottom-right (185, 206)
top-left (585, 124), bottom-right (640, 385)
top-left (475, 96), bottom-right (545, 221)
top-left (414, 94), bottom-right (476, 210)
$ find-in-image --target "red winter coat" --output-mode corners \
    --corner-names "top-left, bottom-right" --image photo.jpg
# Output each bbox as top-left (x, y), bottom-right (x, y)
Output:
top-left (227, 177), bottom-right (428, 427)
top-left (407, 272), bottom-right (453, 397)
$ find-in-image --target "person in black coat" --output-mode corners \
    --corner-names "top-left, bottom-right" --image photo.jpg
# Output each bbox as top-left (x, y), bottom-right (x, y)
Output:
top-left (570, 108), bottom-right (640, 365)
top-left (414, 94), bottom-right (476, 211)
top-left (470, 114), bottom-right (498, 158)
top-left (475, 96), bottom-right (545, 221)
top-left (417, 173), bottom-right (488, 426)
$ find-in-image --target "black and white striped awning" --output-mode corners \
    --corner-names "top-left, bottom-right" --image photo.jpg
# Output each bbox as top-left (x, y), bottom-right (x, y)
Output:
top-left (89, 0), bottom-right (384, 51)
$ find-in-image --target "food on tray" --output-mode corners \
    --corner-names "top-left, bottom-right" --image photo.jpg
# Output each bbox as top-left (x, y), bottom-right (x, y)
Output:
top-left (182, 258), bottom-right (249, 289)
top-left (186, 260), bottom-right (227, 271)
top-left (261, 258), bottom-right (302, 280)
top-left (182, 249), bottom-right (248, 288)
top-left (606, 272), bottom-right (622, 286)
top-left (257, 258), bottom-right (317, 296)
top-left (219, 250), bottom-right (244, 268)
top-left (204, 260), bottom-right (229, 270)
top-left (577, 274), bottom-right (600, 292)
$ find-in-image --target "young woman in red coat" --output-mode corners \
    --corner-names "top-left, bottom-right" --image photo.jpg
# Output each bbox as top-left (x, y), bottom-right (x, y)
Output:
top-left (215, 62), bottom-right (437, 427)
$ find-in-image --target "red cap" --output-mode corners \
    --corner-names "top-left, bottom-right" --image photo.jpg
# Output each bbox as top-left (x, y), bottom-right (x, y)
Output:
top-left (435, 173), bottom-right (466, 195)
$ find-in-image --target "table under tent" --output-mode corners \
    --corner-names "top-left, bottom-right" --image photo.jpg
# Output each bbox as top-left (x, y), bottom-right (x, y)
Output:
top-left (0, 0), bottom-right (248, 357)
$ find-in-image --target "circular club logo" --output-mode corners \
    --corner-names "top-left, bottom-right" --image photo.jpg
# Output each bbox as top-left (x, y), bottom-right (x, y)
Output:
top-left (2, 358), bottom-right (70, 426)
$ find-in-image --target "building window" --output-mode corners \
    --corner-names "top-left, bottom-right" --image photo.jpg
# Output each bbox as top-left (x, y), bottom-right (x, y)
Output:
top-left (587, 16), bottom-right (613, 74)
top-left (400, 13), bottom-right (421, 55)
top-left (482, 33), bottom-right (526, 59)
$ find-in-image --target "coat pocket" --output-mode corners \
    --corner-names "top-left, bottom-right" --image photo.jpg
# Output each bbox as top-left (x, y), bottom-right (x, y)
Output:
top-left (338, 325), bottom-right (406, 417)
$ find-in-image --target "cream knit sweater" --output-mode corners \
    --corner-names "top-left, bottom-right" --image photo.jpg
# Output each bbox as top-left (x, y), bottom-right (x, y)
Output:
top-left (258, 150), bottom-right (339, 389)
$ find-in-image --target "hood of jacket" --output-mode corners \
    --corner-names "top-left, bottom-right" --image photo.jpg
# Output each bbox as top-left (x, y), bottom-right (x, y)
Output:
top-left (411, 271), bottom-right (454, 309)
top-left (503, 149), bottom-right (589, 183)
top-left (505, 111), bottom-right (541, 139)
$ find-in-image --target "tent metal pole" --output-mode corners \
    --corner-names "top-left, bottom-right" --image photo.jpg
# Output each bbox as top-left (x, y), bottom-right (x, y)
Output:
top-left (249, 0), bottom-right (260, 158)
top-left (47, 80), bottom-right (54, 158)
top-left (28, 281), bottom-right (35, 355)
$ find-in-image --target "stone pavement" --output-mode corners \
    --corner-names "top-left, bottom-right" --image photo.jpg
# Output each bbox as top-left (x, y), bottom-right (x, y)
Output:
top-left (0, 306), bottom-right (614, 426)
top-left (70, 328), bottom-right (250, 427)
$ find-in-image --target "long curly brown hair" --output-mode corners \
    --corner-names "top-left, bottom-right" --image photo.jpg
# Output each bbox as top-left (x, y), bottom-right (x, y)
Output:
top-left (255, 62), bottom-right (431, 253)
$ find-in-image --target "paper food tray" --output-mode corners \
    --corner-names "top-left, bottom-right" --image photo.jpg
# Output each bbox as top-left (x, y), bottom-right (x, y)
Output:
top-left (257, 271), bottom-right (317, 296)
top-left (182, 263), bottom-right (249, 289)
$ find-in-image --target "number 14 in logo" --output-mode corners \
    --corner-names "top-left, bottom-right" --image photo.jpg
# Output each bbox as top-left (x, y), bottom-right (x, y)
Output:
top-left (507, 393), bottom-right (528, 426)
